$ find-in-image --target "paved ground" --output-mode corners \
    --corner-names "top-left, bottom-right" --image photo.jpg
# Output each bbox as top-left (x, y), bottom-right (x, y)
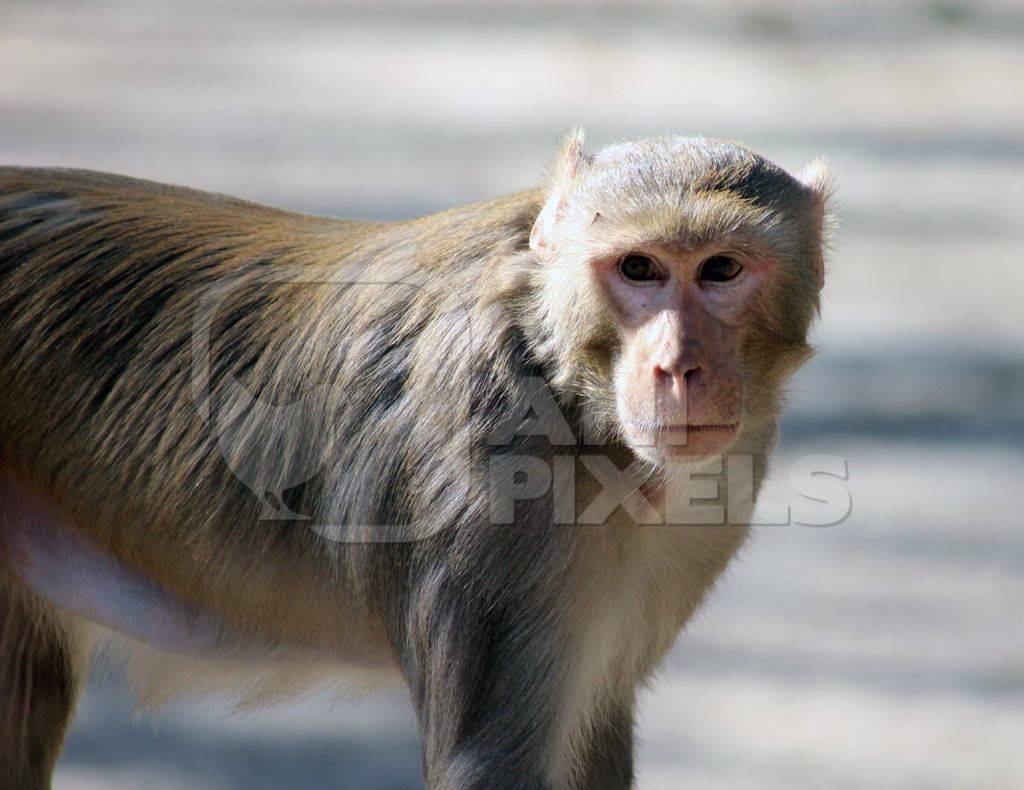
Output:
top-left (1, 1), bottom-right (1022, 787)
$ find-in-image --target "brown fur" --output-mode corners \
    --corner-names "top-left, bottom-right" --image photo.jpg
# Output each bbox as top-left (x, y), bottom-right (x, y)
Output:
top-left (0, 132), bottom-right (830, 789)
top-left (0, 580), bottom-right (78, 789)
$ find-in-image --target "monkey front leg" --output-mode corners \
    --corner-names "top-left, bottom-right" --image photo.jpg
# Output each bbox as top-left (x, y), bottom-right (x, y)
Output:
top-left (400, 574), bottom-right (636, 789)
top-left (573, 699), bottom-right (636, 789)
top-left (404, 601), bottom-right (566, 788)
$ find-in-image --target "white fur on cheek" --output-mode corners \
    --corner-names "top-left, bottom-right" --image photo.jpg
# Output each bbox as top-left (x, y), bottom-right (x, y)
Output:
top-left (613, 355), bottom-right (664, 468)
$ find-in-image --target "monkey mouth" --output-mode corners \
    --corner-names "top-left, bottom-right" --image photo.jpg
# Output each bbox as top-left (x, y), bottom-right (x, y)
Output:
top-left (626, 421), bottom-right (741, 458)
top-left (628, 422), bottom-right (740, 436)
top-left (653, 423), bottom-right (740, 433)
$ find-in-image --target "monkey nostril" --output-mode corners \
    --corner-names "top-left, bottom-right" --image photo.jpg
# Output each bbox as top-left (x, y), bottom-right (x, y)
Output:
top-left (654, 364), bottom-right (673, 384)
top-left (654, 364), bottom-right (699, 387)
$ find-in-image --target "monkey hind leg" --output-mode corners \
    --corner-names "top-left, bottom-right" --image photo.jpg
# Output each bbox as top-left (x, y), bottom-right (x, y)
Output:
top-left (0, 576), bottom-right (81, 790)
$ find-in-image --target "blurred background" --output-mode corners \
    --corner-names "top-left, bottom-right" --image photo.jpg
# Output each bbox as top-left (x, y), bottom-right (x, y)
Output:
top-left (2, 0), bottom-right (1022, 787)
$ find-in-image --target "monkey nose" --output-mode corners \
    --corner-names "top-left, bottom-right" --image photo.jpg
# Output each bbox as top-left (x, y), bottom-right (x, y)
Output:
top-left (653, 362), bottom-right (700, 393)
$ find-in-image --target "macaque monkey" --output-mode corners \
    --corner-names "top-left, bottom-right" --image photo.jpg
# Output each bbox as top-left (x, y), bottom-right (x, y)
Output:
top-left (0, 131), bottom-right (830, 789)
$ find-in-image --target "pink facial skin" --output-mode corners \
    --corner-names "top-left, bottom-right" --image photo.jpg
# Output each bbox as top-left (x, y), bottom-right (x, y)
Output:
top-left (594, 241), bottom-right (771, 464)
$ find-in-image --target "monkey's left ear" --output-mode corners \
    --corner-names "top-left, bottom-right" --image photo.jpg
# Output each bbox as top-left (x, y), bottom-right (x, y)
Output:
top-left (530, 128), bottom-right (590, 259)
top-left (797, 157), bottom-right (834, 290)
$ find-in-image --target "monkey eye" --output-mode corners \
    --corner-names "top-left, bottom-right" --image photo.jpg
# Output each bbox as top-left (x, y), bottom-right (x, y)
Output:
top-left (698, 255), bottom-right (743, 283)
top-left (618, 253), bottom-right (663, 283)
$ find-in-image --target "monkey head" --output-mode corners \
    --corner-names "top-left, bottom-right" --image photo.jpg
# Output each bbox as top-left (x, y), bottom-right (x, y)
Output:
top-left (527, 130), bottom-right (832, 469)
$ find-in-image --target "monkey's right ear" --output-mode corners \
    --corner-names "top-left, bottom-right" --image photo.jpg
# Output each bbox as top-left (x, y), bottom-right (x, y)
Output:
top-left (530, 128), bottom-right (590, 259)
top-left (797, 157), bottom-right (834, 290)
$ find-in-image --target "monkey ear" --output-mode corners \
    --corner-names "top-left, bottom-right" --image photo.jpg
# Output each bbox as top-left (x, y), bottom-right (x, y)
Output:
top-left (530, 128), bottom-right (590, 258)
top-left (797, 157), bottom-right (834, 290)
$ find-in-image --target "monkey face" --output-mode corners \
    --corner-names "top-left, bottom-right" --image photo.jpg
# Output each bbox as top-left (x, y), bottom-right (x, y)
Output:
top-left (527, 133), bottom-right (828, 470)
top-left (597, 242), bottom-right (767, 465)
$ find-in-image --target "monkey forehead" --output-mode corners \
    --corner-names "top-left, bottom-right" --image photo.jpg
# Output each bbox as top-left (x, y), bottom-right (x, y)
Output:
top-left (588, 137), bottom-right (776, 192)
top-left (569, 137), bottom-right (813, 249)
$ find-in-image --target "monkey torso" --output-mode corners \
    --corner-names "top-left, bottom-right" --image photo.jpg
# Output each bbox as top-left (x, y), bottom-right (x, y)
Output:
top-left (0, 167), bottom-right (400, 665)
top-left (0, 167), bottom-right (756, 698)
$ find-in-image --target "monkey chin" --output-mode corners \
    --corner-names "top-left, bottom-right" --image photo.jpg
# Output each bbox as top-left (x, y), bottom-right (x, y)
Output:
top-left (625, 423), bottom-right (741, 470)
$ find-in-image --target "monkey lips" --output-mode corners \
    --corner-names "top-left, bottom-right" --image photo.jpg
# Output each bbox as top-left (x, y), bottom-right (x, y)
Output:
top-left (625, 421), bottom-right (741, 461)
